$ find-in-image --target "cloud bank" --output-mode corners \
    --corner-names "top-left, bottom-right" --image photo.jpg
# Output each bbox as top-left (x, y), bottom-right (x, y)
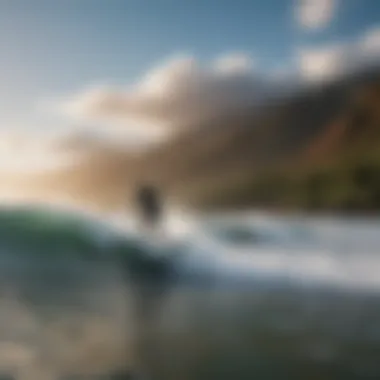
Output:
top-left (60, 53), bottom-right (273, 130)
top-left (54, 26), bottom-right (380, 149)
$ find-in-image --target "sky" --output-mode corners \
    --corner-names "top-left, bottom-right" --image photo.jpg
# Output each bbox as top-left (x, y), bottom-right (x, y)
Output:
top-left (0, 0), bottom-right (379, 133)
top-left (0, 0), bottom-right (380, 206)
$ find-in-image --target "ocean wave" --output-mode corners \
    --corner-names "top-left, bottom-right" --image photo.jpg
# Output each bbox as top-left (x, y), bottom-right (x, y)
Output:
top-left (0, 205), bottom-right (379, 379)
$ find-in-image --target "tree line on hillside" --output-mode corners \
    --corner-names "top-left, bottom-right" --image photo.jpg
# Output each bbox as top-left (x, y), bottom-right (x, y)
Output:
top-left (198, 157), bottom-right (380, 213)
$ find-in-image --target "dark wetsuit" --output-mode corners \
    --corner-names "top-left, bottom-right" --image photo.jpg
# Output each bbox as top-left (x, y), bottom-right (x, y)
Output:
top-left (136, 185), bottom-right (162, 227)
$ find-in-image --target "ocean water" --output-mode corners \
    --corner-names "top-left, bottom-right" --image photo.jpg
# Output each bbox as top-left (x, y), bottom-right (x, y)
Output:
top-left (0, 204), bottom-right (379, 380)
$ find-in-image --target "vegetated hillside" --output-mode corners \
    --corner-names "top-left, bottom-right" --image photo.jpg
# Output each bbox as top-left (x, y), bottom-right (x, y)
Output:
top-left (140, 68), bottom-right (380, 211)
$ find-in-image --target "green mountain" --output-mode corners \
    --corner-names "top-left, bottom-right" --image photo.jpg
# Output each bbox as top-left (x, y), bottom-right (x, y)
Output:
top-left (139, 68), bottom-right (380, 212)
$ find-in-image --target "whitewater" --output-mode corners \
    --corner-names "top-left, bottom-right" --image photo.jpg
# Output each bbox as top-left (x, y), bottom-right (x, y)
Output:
top-left (0, 204), bottom-right (379, 379)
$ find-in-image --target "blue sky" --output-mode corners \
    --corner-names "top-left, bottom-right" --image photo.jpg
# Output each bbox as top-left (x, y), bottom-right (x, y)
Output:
top-left (0, 0), bottom-right (380, 132)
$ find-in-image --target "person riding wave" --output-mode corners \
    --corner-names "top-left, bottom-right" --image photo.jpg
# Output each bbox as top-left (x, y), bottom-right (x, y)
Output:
top-left (135, 182), bottom-right (163, 233)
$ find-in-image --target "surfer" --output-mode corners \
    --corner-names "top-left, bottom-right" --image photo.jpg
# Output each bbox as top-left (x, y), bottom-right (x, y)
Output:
top-left (135, 182), bottom-right (163, 232)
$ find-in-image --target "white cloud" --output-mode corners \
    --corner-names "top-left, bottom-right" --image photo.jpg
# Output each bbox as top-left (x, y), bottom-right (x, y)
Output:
top-left (59, 53), bottom-right (269, 131)
top-left (298, 42), bottom-right (350, 82)
top-left (296, 0), bottom-right (337, 30)
top-left (298, 26), bottom-right (380, 82)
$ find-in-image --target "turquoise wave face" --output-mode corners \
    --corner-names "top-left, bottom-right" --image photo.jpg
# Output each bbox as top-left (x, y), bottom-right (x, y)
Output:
top-left (0, 205), bottom-right (170, 274)
top-left (0, 205), bottom-right (123, 257)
